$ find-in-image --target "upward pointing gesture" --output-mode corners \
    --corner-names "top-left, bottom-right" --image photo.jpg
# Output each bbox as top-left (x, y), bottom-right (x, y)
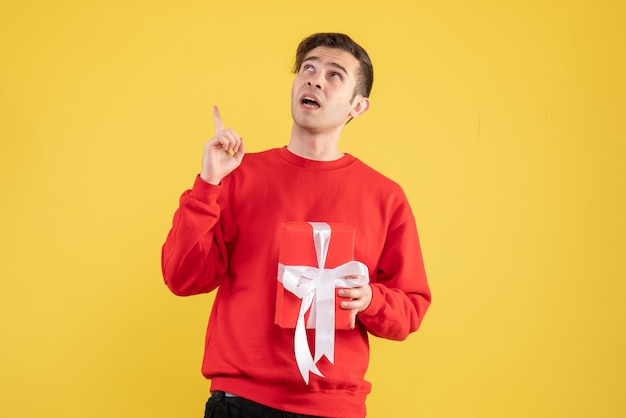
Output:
top-left (200, 106), bottom-right (246, 185)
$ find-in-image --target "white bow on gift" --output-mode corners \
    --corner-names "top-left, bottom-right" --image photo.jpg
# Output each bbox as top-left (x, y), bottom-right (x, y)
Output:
top-left (277, 222), bottom-right (369, 384)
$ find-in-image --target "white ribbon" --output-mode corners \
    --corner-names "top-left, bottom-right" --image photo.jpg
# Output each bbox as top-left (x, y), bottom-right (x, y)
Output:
top-left (277, 222), bottom-right (369, 384)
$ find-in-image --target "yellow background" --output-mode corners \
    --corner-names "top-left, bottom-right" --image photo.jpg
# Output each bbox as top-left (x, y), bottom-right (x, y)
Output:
top-left (1, 0), bottom-right (625, 417)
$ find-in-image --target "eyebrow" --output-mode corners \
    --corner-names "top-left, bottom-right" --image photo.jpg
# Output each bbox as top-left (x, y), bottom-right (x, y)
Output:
top-left (302, 56), bottom-right (349, 76)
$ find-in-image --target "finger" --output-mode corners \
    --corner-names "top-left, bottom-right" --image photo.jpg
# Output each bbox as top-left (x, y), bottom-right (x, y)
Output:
top-left (221, 131), bottom-right (242, 153)
top-left (210, 130), bottom-right (239, 151)
top-left (221, 128), bottom-right (241, 143)
top-left (233, 138), bottom-right (246, 158)
top-left (230, 137), bottom-right (244, 154)
top-left (340, 298), bottom-right (359, 310)
top-left (350, 310), bottom-right (357, 329)
top-left (338, 288), bottom-right (359, 299)
top-left (219, 137), bottom-right (239, 153)
top-left (213, 105), bottom-right (224, 132)
top-left (208, 136), bottom-right (231, 152)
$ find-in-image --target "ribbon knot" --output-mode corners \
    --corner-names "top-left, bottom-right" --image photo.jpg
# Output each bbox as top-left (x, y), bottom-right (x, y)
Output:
top-left (277, 222), bottom-right (369, 384)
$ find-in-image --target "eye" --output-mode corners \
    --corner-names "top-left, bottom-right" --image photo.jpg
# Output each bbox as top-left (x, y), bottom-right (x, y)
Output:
top-left (329, 71), bottom-right (343, 80)
top-left (302, 64), bottom-right (314, 72)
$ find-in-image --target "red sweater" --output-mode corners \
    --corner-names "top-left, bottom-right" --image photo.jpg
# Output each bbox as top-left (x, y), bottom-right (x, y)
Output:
top-left (162, 147), bottom-right (431, 418)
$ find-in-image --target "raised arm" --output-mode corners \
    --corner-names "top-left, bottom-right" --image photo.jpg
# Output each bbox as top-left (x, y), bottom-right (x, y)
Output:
top-left (161, 106), bottom-right (246, 296)
top-left (201, 105), bottom-right (246, 185)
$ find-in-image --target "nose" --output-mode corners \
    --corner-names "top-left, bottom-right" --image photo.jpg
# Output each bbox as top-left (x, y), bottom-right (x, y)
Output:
top-left (307, 81), bottom-right (322, 89)
top-left (306, 75), bottom-right (323, 89)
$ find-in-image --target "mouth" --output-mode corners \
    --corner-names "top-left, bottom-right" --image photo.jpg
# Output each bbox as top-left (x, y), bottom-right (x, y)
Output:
top-left (300, 94), bottom-right (321, 109)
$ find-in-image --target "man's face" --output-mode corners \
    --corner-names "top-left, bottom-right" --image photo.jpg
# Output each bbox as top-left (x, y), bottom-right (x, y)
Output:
top-left (291, 46), bottom-right (367, 134)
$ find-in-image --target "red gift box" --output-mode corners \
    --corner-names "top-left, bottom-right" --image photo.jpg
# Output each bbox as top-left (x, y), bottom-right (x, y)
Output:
top-left (274, 222), bottom-right (357, 330)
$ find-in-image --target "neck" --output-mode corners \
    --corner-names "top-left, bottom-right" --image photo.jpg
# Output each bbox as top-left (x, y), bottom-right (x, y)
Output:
top-left (287, 124), bottom-right (345, 161)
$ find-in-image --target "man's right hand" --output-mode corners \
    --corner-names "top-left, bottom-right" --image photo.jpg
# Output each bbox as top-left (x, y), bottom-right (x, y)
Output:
top-left (200, 106), bottom-right (246, 185)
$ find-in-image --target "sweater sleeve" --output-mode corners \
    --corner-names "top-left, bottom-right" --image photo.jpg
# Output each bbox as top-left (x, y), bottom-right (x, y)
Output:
top-left (161, 175), bottom-right (229, 296)
top-left (357, 212), bottom-right (431, 340)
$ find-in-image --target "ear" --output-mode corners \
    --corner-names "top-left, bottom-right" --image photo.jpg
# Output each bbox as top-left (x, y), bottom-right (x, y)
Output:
top-left (349, 96), bottom-right (370, 119)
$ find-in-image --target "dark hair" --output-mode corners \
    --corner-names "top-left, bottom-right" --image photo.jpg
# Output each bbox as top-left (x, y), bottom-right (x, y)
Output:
top-left (293, 33), bottom-right (374, 98)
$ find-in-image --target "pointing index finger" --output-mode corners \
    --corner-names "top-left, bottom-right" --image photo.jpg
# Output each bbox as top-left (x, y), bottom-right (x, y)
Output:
top-left (213, 105), bottom-right (224, 131)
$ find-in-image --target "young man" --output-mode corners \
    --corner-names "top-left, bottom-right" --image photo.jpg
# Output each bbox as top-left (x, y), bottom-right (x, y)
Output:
top-left (162, 33), bottom-right (431, 418)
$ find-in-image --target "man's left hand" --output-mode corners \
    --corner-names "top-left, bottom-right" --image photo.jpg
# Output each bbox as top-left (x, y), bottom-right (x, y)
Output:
top-left (338, 285), bottom-right (372, 329)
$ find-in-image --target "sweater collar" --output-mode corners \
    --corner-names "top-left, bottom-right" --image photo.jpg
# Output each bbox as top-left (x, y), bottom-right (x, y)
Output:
top-left (276, 146), bottom-right (357, 171)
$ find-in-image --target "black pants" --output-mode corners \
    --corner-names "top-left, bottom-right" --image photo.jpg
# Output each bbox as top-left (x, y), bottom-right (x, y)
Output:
top-left (204, 391), bottom-right (325, 418)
